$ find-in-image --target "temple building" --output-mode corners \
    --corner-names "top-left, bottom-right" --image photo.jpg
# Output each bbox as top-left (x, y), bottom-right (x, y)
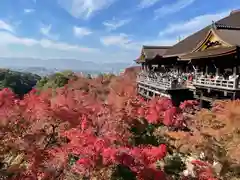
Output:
top-left (135, 10), bottom-right (240, 106)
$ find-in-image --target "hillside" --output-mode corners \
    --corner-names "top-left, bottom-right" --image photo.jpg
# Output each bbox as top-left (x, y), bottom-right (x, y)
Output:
top-left (0, 69), bottom-right (40, 97)
top-left (0, 66), bottom-right (239, 180)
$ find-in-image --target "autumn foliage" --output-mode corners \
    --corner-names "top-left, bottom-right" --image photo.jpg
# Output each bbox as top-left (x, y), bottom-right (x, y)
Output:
top-left (0, 67), bottom-right (239, 180)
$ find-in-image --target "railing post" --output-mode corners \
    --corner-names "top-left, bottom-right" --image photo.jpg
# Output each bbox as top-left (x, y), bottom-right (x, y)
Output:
top-left (237, 77), bottom-right (239, 89)
top-left (234, 78), bottom-right (237, 89)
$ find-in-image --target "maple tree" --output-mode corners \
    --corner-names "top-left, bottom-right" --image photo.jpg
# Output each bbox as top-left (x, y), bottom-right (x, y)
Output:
top-left (0, 67), bottom-right (238, 180)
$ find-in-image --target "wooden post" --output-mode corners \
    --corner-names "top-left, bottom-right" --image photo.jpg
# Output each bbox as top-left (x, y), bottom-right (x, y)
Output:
top-left (186, 66), bottom-right (189, 73)
top-left (146, 90), bottom-right (150, 98)
top-left (233, 66), bottom-right (238, 89)
top-left (205, 66), bottom-right (208, 75)
top-left (232, 92), bottom-right (236, 100)
top-left (233, 66), bottom-right (237, 76)
top-left (200, 91), bottom-right (204, 108)
top-left (216, 68), bottom-right (219, 76)
top-left (195, 65), bottom-right (199, 74)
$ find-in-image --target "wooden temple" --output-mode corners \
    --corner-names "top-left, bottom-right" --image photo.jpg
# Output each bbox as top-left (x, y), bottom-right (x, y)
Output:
top-left (135, 10), bottom-right (240, 107)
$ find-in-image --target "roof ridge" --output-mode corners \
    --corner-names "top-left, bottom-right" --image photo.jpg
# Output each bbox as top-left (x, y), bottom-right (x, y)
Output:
top-left (214, 22), bottom-right (240, 30)
top-left (230, 9), bottom-right (240, 15)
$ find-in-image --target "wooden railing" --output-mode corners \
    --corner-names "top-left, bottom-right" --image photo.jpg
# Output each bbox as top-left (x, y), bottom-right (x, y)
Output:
top-left (137, 76), bottom-right (171, 90)
top-left (136, 74), bottom-right (185, 90)
top-left (193, 77), bottom-right (238, 90)
top-left (137, 71), bottom-right (240, 91)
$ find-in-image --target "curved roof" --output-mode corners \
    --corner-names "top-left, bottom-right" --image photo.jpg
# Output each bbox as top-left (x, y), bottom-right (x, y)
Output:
top-left (142, 46), bottom-right (171, 59)
top-left (164, 10), bottom-right (240, 57)
top-left (214, 29), bottom-right (240, 46)
top-left (135, 45), bottom-right (171, 63)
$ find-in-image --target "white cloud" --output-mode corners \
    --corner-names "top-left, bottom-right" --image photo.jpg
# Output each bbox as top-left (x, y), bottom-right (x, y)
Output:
top-left (0, 31), bottom-right (135, 63)
top-left (58, 0), bottom-right (117, 19)
top-left (0, 20), bottom-right (14, 33)
top-left (40, 24), bottom-right (59, 40)
top-left (73, 26), bottom-right (92, 37)
top-left (0, 31), bottom-right (97, 53)
top-left (138, 0), bottom-right (161, 9)
top-left (101, 33), bottom-right (131, 45)
top-left (100, 33), bottom-right (176, 50)
top-left (24, 9), bottom-right (35, 14)
top-left (159, 11), bottom-right (230, 37)
top-left (103, 18), bottom-right (131, 31)
top-left (154, 0), bottom-right (196, 19)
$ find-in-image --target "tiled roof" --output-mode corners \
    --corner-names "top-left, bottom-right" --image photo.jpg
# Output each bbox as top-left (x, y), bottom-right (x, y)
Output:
top-left (214, 29), bottom-right (240, 46)
top-left (179, 46), bottom-right (237, 60)
top-left (143, 46), bottom-right (171, 59)
top-left (164, 10), bottom-right (240, 57)
top-left (135, 46), bottom-right (171, 63)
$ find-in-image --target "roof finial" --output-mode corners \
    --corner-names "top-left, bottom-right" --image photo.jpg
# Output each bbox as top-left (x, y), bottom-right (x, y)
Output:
top-left (178, 36), bottom-right (181, 42)
top-left (211, 21), bottom-right (216, 29)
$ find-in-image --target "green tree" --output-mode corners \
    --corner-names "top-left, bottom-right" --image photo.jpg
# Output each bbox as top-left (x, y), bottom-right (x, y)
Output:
top-left (36, 71), bottom-right (77, 90)
top-left (0, 69), bottom-right (41, 97)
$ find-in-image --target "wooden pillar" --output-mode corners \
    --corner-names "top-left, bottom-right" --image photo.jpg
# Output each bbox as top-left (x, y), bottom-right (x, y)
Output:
top-left (205, 66), bottom-right (208, 75)
top-left (233, 66), bottom-right (237, 76)
top-left (195, 65), bottom-right (199, 74)
top-left (233, 66), bottom-right (238, 89)
top-left (147, 64), bottom-right (151, 71)
top-left (233, 92), bottom-right (236, 100)
top-left (186, 66), bottom-right (189, 73)
top-left (146, 90), bottom-right (150, 97)
top-left (216, 68), bottom-right (219, 76)
top-left (144, 64), bottom-right (147, 71)
top-left (200, 91), bottom-right (204, 108)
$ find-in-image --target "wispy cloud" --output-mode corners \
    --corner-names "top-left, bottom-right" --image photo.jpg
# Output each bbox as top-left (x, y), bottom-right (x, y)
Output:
top-left (73, 26), bottom-right (92, 37)
top-left (58, 0), bottom-right (117, 19)
top-left (103, 18), bottom-right (131, 31)
top-left (101, 33), bottom-right (131, 46)
top-left (0, 31), bottom-right (98, 53)
top-left (0, 20), bottom-right (14, 33)
top-left (40, 24), bottom-right (59, 40)
top-left (159, 11), bottom-right (230, 37)
top-left (154, 0), bottom-right (196, 19)
top-left (100, 33), bottom-right (176, 50)
top-left (138, 0), bottom-right (161, 9)
top-left (24, 9), bottom-right (35, 14)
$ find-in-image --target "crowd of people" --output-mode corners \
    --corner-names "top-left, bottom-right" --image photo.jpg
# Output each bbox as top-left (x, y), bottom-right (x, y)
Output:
top-left (138, 70), bottom-right (194, 88)
top-left (198, 72), bottom-right (239, 81)
top-left (138, 68), bottom-right (240, 89)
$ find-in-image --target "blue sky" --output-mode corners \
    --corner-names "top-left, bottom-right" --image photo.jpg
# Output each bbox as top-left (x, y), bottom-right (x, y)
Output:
top-left (0, 0), bottom-right (240, 65)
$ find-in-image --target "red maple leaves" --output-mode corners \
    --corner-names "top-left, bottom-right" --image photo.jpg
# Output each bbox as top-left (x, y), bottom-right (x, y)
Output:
top-left (137, 97), bottom-right (198, 128)
top-left (0, 72), bottom-right (203, 180)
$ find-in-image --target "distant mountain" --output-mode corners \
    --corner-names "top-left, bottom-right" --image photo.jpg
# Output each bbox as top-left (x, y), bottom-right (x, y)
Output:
top-left (11, 67), bottom-right (60, 77)
top-left (0, 57), bottom-right (132, 76)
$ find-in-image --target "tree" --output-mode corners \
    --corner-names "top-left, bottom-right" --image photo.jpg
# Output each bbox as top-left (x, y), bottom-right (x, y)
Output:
top-left (0, 69), bottom-right (40, 97)
top-left (36, 71), bottom-right (77, 90)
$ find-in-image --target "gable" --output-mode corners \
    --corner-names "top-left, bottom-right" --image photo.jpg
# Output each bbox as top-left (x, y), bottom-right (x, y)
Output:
top-left (193, 29), bottom-right (231, 52)
top-left (140, 48), bottom-right (146, 60)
